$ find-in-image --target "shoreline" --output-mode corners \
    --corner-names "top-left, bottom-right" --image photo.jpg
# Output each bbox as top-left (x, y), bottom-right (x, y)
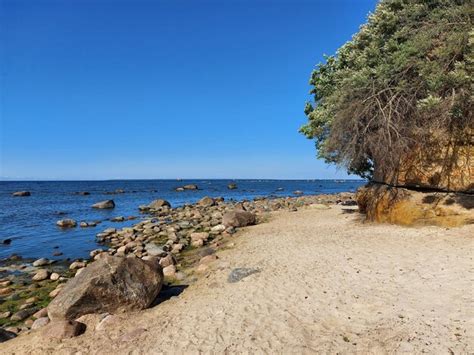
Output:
top-left (0, 192), bottom-right (357, 334)
top-left (1, 200), bottom-right (472, 353)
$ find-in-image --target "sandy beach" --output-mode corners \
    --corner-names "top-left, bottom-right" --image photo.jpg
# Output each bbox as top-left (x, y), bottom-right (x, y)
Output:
top-left (2, 203), bottom-right (473, 354)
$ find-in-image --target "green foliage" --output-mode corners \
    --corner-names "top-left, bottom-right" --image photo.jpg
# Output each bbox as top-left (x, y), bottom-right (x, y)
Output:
top-left (301, 0), bottom-right (473, 178)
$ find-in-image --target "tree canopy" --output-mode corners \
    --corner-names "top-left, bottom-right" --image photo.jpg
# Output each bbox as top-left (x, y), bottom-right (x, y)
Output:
top-left (301, 0), bottom-right (473, 179)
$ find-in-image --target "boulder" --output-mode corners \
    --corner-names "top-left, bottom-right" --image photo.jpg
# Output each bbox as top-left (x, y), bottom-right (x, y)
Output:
top-left (222, 210), bottom-right (257, 228)
top-left (92, 200), bottom-right (115, 209)
top-left (42, 320), bottom-right (86, 339)
top-left (0, 328), bottom-right (17, 342)
top-left (56, 219), bottom-right (77, 228)
top-left (356, 183), bottom-right (474, 227)
top-left (47, 256), bottom-right (163, 321)
top-left (144, 243), bottom-right (167, 257)
top-left (183, 184), bottom-right (198, 190)
top-left (148, 199), bottom-right (171, 209)
top-left (12, 191), bottom-right (30, 197)
top-left (11, 308), bottom-right (37, 321)
top-left (32, 269), bottom-right (50, 281)
top-left (32, 258), bottom-right (49, 267)
top-left (198, 196), bottom-right (215, 207)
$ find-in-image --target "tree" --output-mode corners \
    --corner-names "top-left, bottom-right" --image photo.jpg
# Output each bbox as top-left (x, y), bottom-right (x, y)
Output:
top-left (300, 0), bottom-right (473, 180)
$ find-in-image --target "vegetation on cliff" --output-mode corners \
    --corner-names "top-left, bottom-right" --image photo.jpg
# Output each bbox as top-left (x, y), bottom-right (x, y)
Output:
top-left (301, 0), bottom-right (473, 179)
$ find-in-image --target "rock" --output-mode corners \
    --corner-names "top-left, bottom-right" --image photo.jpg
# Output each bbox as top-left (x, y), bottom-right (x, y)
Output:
top-left (52, 251), bottom-right (63, 256)
top-left (144, 244), bottom-right (167, 257)
top-left (42, 320), bottom-right (86, 339)
top-left (80, 221), bottom-right (97, 228)
top-left (33, 308), bottom-right (48, 319)
top-left (190, 232), bottom-right (209, 241)
top-left (148, 199), bottom-right (171, 209)
top-left (31, 317), bottom-right (50, 330)
top-left (191, 239), bottom-right (204, 247)
top-left (171, 243), bottom-right (184, 254)
top-left (111, 216), bottom-right (125, 222)
top-left (0, 311), bottom-right (11, 319)
top-left (158, 254), bottom-right (176, 268)
top-left (12, 191), bottom-right (30, 197)
top-left (198, 196), bottom-right (215, 207)
top-left (222, 210), bottom-right (256, 228)
top-left (340, 199), bottom-right (358, 206)
top-left (32, 258), bottom-right (49, 267)
top-left (47, 256), bottom-right (163, 321)
top-left (56, 219), bottom-right (77, 228)
top-left (162, 265), bottom-right (176, 278)
top-left (49, 285), bottom-right (64, 298)
top-left (75, 191), bottom-right (90, 195)
top-left (50, 272), bottom-right (60, 281)
top-left (0, 328), bottom-right (17, 342)
top-left (11, 308), bottom-right (37, 321)
top-left (293, 190), bottom-right (304, 195)
top-left (227, 183), bottom-right (237, 190)
top-left (0, 280), bottom-right (11, 287)
top-left (183, 184), bottom-right (198, 190)
top-left (69, 261), bottom-right (86, 270)
top-left (211, 224), bottom-right (226, 233)
top-left (92, 200), bottom-right (115, 209)
top-left (175, 187), bottom-right (185, 192)
top-left (32, 269), bottom-right (50, 281)
top-left (2, 239), bottom-right (12, 245)
top-left (357, 183), bottom-right (474, 227)
top-left (228, 268), bottom-right (260, 283)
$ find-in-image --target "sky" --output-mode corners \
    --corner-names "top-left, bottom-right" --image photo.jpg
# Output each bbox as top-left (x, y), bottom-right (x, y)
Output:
top-left (0, 0), bottom-right (378, 180)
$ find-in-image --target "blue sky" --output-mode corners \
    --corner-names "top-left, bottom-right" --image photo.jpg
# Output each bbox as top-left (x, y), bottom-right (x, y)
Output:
top-left (1, 0), bottom-right (377, 180)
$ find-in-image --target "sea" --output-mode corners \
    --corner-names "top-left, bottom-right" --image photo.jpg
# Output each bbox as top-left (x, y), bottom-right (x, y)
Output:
top-left (0, 179), bottom-right (365, 261)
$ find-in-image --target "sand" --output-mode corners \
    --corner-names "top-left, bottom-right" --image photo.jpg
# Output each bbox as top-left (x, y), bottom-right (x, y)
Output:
top-left (2, 204), bottom-right (473, 354)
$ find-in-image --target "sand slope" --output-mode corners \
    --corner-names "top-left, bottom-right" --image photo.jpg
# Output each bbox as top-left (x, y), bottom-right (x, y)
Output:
top-left (2, 205), bottom-right (473, 354)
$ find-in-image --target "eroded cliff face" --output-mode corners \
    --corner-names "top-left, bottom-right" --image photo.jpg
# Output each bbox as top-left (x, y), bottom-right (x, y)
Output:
top-left (357, 183), bottom-right (474, 227)
top-left (373, 134), bottom-right (473, 193)
top-left (358, 133), bottom-right (473, 227)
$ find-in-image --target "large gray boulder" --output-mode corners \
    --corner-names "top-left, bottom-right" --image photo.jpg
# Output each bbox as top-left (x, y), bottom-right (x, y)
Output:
top-left (222, 210), bottom-right (257, 227)
top-left (92, 200), bottom-right (115, 209)
top-left (47, 256), bottom-right (163, 321)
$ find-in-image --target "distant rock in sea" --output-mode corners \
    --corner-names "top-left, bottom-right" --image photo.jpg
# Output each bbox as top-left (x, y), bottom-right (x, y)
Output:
top-left (92, 200), bottom-right (115, 209)
top-left (12, 191), bottom-right (30, 197)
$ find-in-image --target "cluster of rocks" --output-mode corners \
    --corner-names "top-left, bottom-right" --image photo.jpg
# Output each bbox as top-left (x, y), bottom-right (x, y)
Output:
top-left (0, 192), bottom-right (356, 342)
